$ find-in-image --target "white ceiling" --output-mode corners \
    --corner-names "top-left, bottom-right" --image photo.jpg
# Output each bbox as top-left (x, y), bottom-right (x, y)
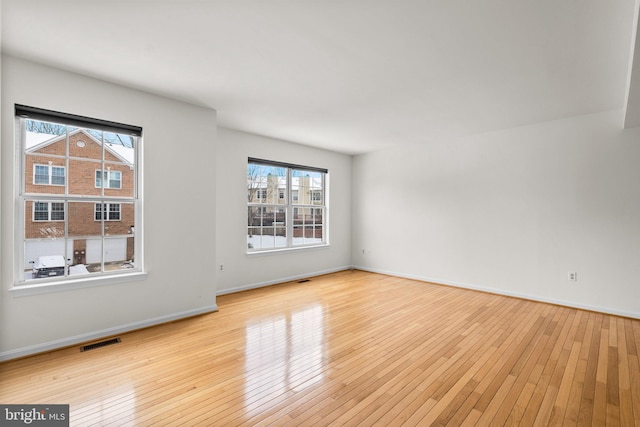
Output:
top-left (2, 0), bottom-right (639, 155)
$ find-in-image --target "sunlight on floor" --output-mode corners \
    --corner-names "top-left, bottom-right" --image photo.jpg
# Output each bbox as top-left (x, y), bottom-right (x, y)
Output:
top-left (243, 304), bottom-right (325, 416)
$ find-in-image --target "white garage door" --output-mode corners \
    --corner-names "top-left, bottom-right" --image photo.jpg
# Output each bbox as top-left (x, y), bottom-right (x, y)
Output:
top-left (86, 238), bottom-right (127, 263)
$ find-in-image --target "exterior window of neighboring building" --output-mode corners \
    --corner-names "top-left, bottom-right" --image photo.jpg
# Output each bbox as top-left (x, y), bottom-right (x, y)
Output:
top-left (15, 104), bottom-right (142, 285)
top-left (95, 170), bottom-right (122, 189)
top-left (95, 203), bottom-right (121, 221)
top-left (33, 201), bottom-right (65, 221)
top-left (34, 164), bottom-right (66, 185)
top-left (247, 158), bottom-right (328, 251)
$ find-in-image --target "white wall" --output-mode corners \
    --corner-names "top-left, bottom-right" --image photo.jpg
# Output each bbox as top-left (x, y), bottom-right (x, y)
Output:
top-left (1, 56), bottom-right (218, 360)
top-left (353, 110), bottom-right (640, 318)
top-left (215, 128), bottom-right (352, 294)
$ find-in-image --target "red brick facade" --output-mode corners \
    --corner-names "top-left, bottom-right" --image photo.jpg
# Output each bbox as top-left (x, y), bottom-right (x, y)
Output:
top-left (25, 130), bottom-right (135, 263)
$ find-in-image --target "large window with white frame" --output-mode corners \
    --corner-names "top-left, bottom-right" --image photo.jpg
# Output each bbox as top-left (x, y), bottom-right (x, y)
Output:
top-left (15, 104), bottom-right (142, 284)
top-left (247, 158), bottom-right (328, 251)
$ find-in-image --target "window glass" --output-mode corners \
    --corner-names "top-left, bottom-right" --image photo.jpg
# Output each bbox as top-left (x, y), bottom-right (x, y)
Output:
top-left (247, 159), bottom-right (327, 251)
top-left (17, 108), bottom-right (141, 284)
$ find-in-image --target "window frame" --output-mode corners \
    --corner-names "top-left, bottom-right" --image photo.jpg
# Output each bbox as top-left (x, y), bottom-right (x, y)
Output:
top-left (94, 203), bottom-right (122, 221)
top-left (14, 104), bottom-right (144, 290)
top-left (33, 201), bottom-right (66, 222)
top-left (33, 163), bottom-right (66, 186)
top-left (247, 158), bottom-right (328, 253)
top-left (95, 169), bottom-right (122, 189)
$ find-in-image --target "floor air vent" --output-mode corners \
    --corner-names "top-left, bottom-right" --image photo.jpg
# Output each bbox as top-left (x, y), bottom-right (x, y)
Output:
top-left (298, 279), bottom-right (311, 283)
top-left (80, 338), bottom-right (121, 352)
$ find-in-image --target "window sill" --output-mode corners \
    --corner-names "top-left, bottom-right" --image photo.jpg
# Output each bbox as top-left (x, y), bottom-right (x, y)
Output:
top-left (10, 271), bottom-right (147, 297)
top-left (247, 243), bottom-right (330, 256)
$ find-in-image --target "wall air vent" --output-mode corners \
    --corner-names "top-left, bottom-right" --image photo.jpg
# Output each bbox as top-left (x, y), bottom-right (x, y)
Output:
top-left (80, 338), bottom-right (121, 352)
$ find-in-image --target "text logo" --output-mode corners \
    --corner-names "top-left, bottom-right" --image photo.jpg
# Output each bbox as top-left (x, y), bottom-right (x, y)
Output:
top-left (1, 405), bottom-right (69, 426)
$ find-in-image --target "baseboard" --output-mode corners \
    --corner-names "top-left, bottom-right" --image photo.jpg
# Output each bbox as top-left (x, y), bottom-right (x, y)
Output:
top-left (216, 266), bottom-right (352, 296)
top-left (0, 304), bottom-right (219, 362)
top-left (352, 265), bottom-right (640, 320)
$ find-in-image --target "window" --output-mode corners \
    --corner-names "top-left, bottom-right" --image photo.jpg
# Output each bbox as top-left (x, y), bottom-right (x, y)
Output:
top-left (247, 158), bottom-right (327, 251)
top-left (33, 201), bottom-right (65, 221)
top-left (16, 104), bottom-right (142, 285)
top-left (95, 170), bottom-right (122, 189)
top-left (95, 203), bottom-right (121, 221)
top-left (34, 164), bottom-right (66, 185)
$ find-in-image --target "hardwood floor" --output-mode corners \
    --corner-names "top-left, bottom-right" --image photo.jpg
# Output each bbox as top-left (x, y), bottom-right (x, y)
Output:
top-left (1, 270), bottom-right (639, 426)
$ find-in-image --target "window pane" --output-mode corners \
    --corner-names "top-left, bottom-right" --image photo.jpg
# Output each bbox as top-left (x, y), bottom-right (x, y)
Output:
top-left (24, 199), bottom-right (69, 281)
top-left (66, 159), bottom-right (100, 196)
top-left (247, 163), bottom-right (285, 204)
top-left (97, 203), bottom-right (123, 222)
top-left (68, 128), bottom-right (99, 161)
top-left (25, 119), bottom-right (67, 160)
top-left (27, 252), bottom-right (68, 281)
top-left (70, 130), bottom-right (134, 198)
top-left (109, 203), bottom-right (121, 221)
top-left (102, 166), bottom-right (132, 197)
top-left (68, 201), bottom-right (101, 238)
top-left (104, 134), bottom-right (135, 198)
top-left (108, 171), bottom-right (122, 189)
top-left (67, 201), bottom-right (135, 274)
top-left (26, 201), bottom-right (64, 236)
top-left (292, 169), bottom-right (323, 206)
top-left (34, 165), bottom-right (49, 184)
top-left (293, 207), bottom-right (324, 246)
top-left (95, 203), bottom-right (103, 221)
top-left (103, 236), bottom-right (134, 271)
top-left (51, 167), bottom-right (66, 185)
top-left (26, 119), bottom-right (66, 138)
top-left (247, 206), bottom-right (286, 250)
top-left (27, 158), bottom-right (66, 193)
top-left (33, 202), bottom-right (49, 221)
top-left (50, 202), bottom-right (65, 221)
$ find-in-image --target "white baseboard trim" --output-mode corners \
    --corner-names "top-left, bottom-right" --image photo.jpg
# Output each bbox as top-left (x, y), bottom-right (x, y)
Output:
top-left (353, 265), bottom-right (640, 320)
top-left (216, 266), bottom-right (352, 296)
top-left (0, 304), bottom-right (219, 362)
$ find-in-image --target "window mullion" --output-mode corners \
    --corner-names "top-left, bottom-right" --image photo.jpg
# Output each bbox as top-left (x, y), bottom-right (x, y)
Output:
top-left (286, 167), bottom-right (293, 247)
top-left (64, 126), bottom-right (69, 274)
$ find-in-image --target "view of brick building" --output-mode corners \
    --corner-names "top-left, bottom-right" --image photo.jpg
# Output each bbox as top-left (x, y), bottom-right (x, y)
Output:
top-left (24, 128), bottom-right (135, 270)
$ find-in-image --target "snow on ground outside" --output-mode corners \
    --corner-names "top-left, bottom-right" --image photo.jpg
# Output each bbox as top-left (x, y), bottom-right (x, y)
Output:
top-left (247, 235), bottom-right (322, 249)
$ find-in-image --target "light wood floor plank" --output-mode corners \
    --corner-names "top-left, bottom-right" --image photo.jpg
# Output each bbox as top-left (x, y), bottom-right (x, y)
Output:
top-left (0, 270), bottom-right (638, 426)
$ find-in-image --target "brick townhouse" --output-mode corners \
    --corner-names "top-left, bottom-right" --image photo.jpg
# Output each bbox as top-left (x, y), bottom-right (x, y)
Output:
top-left (24, 128), bottom-right (134, 267)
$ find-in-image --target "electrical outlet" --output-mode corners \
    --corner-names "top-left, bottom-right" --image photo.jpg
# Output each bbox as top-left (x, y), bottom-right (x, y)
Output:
top-left (219, 264), bottom-right (224, 271)
top-left (568, 272), bottom-right (577, 282)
